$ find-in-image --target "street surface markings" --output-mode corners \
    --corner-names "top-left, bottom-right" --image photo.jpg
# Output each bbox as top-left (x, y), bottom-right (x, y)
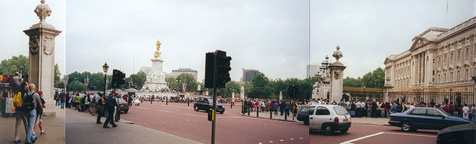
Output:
top-left (280, 140), bottom-right (284, 142)
top-left (259, 143), bottom-right (262, 144)
top-left (290, 138), bottom-right (293, 141)
top-left (385, 132), bottom-right (436, 138)
top-left (135, 107), bottom-right (150, 110)
top-left (300, 137), bottom-right (303, 139)
top-left (156, 109), bottom-right (173, 113)
top-left (269, 141), bottom-right (273, 143)
top-left (183, 113), bottom-right (207, 118)
top-left (340, 132), bottom-right (384, 144)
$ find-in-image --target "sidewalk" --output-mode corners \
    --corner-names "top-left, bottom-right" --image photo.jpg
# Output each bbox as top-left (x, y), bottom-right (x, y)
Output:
top-left (350, 117), bottom-right (390, 126)
top-left (65, 108), bottom-right (200, 144)
top-left (0, 105), bottom-right (65, 144)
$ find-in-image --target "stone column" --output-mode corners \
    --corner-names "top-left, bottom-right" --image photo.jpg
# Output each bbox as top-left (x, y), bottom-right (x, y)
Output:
top-left (472, 76), bottom-right (476, 105)
top-left (240, 85), bottom-right (244, 101)
top-left (24, 1), bottom-right (61, 106)
top-left (328, 45), bottom-right (346, 103)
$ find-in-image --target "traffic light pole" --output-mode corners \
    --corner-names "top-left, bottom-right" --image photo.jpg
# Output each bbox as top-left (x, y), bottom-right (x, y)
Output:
top-left (211, 52), bottom-right (218, 144)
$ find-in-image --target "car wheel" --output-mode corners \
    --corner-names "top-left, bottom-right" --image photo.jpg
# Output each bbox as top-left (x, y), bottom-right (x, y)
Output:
top-left (194, 106), bottom-right (199, 111)
top-left (401, 121), bottom-right (412, 132)
top-left (340, 128), bottom-right (348, 134)
top-left (125, 110), bottom-right (128, 113)
top-left (219, 111), bottom-right (224, 114)
top-left (303, 120), bottom-right (309, 125)
top-left (323, 125), bottom-right (333, 135)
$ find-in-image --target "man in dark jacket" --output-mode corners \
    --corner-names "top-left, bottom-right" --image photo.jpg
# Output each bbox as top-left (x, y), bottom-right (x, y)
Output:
top-left (371, 100), bottom-right (377, 118)
top-left (103, 91), bottom-right (118, 128)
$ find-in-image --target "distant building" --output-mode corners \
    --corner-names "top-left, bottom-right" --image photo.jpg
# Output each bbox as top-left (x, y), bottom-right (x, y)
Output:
top-left (307, 64), bottom-right (319, 78)
top-left (242, 69), bottom-right (261, 82)
top-left (384, 16), bottom-right (476, 105)
top-left (171, 68), bottom-right (198, 81)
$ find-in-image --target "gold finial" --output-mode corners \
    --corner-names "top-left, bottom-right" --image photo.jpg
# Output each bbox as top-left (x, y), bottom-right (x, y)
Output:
top-left (154, 40), bottom-right (162, 58)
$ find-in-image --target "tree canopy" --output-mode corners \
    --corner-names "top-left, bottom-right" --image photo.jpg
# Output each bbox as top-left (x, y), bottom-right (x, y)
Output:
top-left (0, 55), bottom-right (28, 76)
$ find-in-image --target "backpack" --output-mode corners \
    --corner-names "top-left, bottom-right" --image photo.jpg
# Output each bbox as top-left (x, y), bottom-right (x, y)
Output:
top-left (105, 96), bottom-right (114, 107)
top-left (449, 105), bottom-right (454, 112)
top-left (13, 92), bottom-right (23, 108)
top-left (23, 92), bottom-right (36, 112)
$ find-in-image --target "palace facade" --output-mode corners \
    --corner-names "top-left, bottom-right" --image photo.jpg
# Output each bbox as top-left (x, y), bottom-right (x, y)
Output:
top-left (384, 16), bottom-right (476, 105)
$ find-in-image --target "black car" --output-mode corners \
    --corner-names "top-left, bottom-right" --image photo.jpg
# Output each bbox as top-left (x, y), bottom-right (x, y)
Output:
top-left (118, 98), bottom-right (129, 113)
top-left (297, 105), bottom-right (312, 125)
top-left (389, 107), bottom-right (472, 132)
top-left (436, 122), bottom-right (476, 144)
top-left (193, 97), bottom-right (225, 114)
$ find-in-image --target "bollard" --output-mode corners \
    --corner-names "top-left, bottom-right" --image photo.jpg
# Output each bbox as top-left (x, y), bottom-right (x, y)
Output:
top-left (256, 106), bottom-right (259, 117)
top-left (292, 110), bottom-right (295, 120)
top-left (231, 102), bottom-right (233, 109)
top-left (242, 104), bottom-right (244, 115)
top-left (187, 98), bottom-right (189, 107)
top-left (166, 97), bottom-right (168, 105)
top-left (270, 109), bottom-right (272, 119)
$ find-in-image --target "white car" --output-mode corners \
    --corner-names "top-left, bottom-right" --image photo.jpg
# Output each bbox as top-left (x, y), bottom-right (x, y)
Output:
top-left (309, 104), bottom-right (351, 134)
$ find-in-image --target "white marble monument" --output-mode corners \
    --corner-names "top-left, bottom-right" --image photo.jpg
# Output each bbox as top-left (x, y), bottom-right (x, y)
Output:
top-left (24, 0), bottom-right (61, 114)
top-left (240, 85), bottom-right (245, 100)
top-left (141, 41), bottom-right (169, 92)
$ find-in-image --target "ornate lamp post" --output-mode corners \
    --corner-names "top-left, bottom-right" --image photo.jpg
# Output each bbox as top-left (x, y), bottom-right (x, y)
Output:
top-left (103, 62), bottom-right (109, 95)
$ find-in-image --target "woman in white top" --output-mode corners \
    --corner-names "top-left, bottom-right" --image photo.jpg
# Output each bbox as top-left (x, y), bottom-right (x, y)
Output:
top-left (462, 104), bottom-right (469, 119)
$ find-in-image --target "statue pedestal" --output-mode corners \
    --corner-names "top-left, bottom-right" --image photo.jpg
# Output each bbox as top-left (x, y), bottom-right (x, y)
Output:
top-left (328, 62), bottom-right (346, 103)
top-left (142, 57), bottom-right (168, 92)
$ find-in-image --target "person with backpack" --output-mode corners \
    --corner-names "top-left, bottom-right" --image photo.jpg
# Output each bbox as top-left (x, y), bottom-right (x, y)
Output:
top-left (33, 91), bottom-right (46, 136)
top-left (103, 91), bottom-right (118, 128)
top-left (14, 81), bottom-right (29, 143)
top-left (23, 83), bottom-right (43, 144)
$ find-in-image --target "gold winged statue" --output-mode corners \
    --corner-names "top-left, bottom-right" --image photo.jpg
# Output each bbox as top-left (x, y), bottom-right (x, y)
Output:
top-left (154, 40), bottom-right (162, 58)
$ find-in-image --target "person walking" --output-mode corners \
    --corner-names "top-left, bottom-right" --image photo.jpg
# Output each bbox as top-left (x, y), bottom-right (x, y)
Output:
top-left (103, 91), bottom-right (118, 128)
top-left (24, 84), bottom-right (43, 144)
top-left (471, 104), bottom-right (476, 123)
top-left (33, 91), bottom-right (46, 136)
top-left (96, 93), bottom-right (105, 124)
top-left (115, 93), bottom-right (122, 122)
top-left (462, 104), bottom-right (469, 119)
top-left (0, 87), bottom-right (9, 117)
top-left (14, 81), bottom-right (29, 143)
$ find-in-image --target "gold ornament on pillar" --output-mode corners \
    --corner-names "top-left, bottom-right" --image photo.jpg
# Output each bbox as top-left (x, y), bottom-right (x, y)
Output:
top-left (154, 40), bottom-right (162, 58)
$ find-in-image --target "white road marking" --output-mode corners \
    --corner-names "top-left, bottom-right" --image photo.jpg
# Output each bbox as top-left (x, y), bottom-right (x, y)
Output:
top-left (156, 109), bottom-right (173, 113)
top-left (280, 140), bottom-right (284, 142)
top-left (259, 143), bottom-right (262, 144)
top-left (385, 132), bottom-right (437, 138)
top-left (340, 132), bottom-right (384, 144)
top-left (135, 107), bottom-right (150, 110)
top-left (299, 137), bottom-right (303, 139)
top-left (269, 141), bottom-right (273, 143)
top-left (290, 138), bottom-right (293, 141)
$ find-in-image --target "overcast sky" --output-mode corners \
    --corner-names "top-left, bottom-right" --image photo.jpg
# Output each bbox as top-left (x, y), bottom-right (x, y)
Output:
top-left (311, 0), bottom-right (475, 78)
top-left (0, 0), bottom-right (66, 75)
top-left (66, 0), bottom-right (310, 82)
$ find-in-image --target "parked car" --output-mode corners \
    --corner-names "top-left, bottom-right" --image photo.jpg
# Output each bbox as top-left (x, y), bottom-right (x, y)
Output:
top-left (389, 107), bottom-right (472, 132)
top-left (297, 105), bottom-right (312, 125)
top-left (435, 122), bottom-right (476, 144)
top-left (118, 98), bottom-right (129, 113)
top-left (309, 104), bottom-right (351, 134)
top-left (193, 97), bottom-right (225, 114)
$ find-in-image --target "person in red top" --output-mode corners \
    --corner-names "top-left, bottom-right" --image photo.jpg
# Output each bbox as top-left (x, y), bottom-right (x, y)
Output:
top-left (1, 74), bottom-right (7, 83)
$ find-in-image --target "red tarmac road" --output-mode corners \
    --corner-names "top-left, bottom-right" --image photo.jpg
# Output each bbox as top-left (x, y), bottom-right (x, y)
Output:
top-left (310, 123), bottom-right (438, 144)
top-left (122, 102), bottom-right (309, 144)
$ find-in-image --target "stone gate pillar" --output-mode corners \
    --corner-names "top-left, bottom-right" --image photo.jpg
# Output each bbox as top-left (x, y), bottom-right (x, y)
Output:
top-left (23, 0), bottom-right (61, 108)
top-left (329, 45), bottom-right (346, 103)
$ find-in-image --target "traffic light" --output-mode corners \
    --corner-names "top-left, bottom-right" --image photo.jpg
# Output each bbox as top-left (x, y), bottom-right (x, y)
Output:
top-left (294, 85), bottom-right (299, 98)
top-left (112, 69), bottom-right (126, 88)
top-left (288, 85), bottom-right (294, 98)
top-left (205, 52), bottom-right (215, 88)
top-left (216, 50), bottom-right (231, 88)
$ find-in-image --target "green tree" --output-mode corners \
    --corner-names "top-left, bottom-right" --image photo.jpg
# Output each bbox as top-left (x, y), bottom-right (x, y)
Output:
top-left (68, 80), bottom-right (86, 92)
top-left (0, 55), bottom-right (28, 76)
top-left (126, 71), bottom-right (147, 89)
top-left (54, 64), bottom-right (63, 88)
top-left (166, 73), bottom-right (199, 92)
top-left (221, 81), bottom-right (241, 98)
top-left (248, 73), bottom-right (273, 99)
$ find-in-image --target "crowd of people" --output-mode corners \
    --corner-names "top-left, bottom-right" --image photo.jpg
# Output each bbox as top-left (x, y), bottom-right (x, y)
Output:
top-left (309, 98), bottom-right (476, 123)
top-left (241, 98), bottom-right (307, 118)
top-left (65, 90), bottom-right (136, 128)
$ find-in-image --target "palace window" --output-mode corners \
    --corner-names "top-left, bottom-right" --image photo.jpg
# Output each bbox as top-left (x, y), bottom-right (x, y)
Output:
top-left (451, 52), bottom-right (454, 63)
top-left (466, 47), bottom-right (469, 59)
top-left (458, 51), bottom-right (461, 61)
top-left (457, 71), bottom-right (460, 82)
top-left (450, 72), bottom-right (453, 82)
top-left (465, 69), bottom-right (469, 80)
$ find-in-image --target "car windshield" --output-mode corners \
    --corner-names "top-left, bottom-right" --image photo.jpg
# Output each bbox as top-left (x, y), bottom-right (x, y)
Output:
top-left (207, 99), bottom-right (220, 104)
top-left (308, 101), bottom-right (318, 105)
top-left (300, 106), bottom-right (310, 112)
top-left (437, 108), bottom-right (451, 116)
top-left (118, 98), bottom-right (126, 103)
top-left (333, 106), bottom-right (348, 115)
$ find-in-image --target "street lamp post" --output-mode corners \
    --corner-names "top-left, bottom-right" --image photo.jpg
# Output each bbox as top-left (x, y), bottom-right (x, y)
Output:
top-left (103, 62), bottom-right (109, 95)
